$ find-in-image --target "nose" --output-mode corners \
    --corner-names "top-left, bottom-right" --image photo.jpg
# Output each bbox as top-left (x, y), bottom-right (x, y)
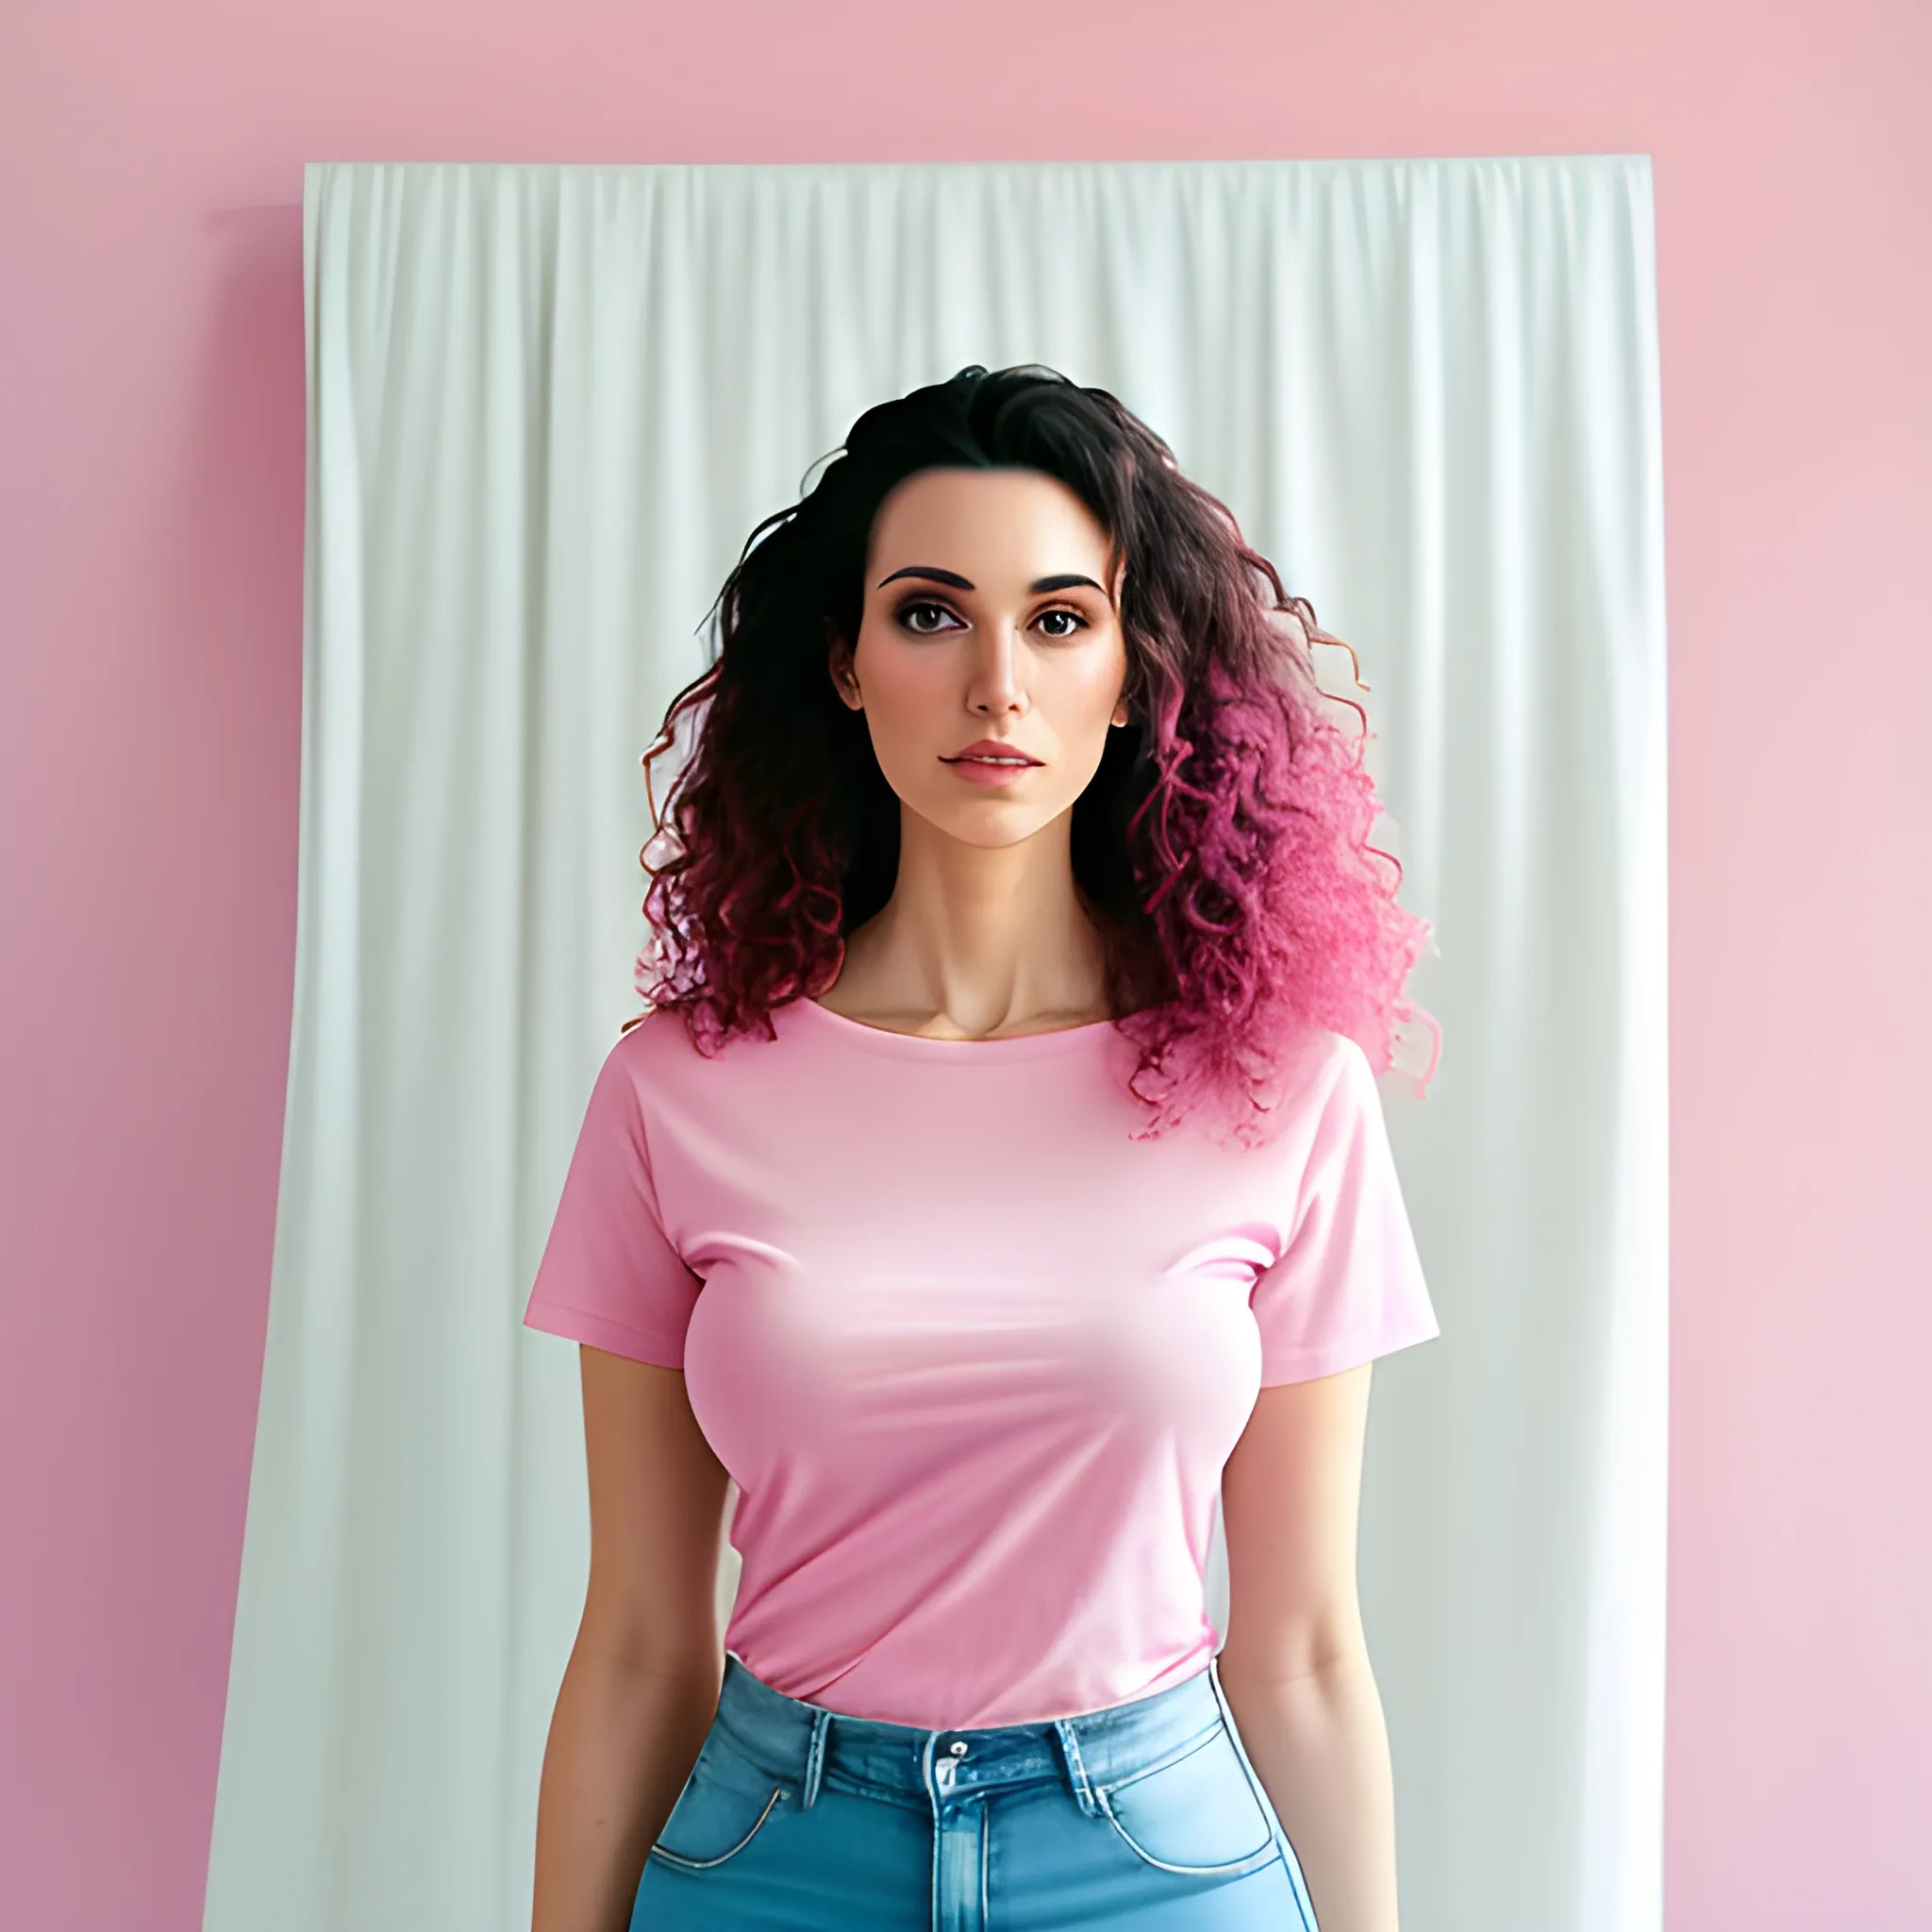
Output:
top-left (966, 619), bottom-right (1026, 718)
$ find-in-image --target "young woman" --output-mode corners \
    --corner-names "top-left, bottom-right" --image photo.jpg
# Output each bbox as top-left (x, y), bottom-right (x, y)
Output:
top-left (524, 365), bottom-right (1441, 1932)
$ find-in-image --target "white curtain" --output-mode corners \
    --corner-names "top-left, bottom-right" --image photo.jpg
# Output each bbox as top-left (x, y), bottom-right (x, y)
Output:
top-left (203, 157), bottom-right (1667, 1932)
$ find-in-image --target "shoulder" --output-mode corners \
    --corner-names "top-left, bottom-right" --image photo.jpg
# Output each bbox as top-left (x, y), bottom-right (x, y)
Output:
top-left (611, 1002), bottom-right (690, 1063)
top-left (601, 998), bottom-right (791, 1109)
top-left (1269, 1023), bottom-right (1360, 1120)
top-left (580, 1007), bottom-right (703, 1127)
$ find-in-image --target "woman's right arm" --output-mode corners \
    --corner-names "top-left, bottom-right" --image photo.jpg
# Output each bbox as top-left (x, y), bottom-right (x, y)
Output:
top-left (530, 1346), bottom-right (732, 1932)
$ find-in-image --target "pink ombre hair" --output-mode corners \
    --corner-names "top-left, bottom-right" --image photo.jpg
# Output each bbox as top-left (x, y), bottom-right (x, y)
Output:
top-left (631, 364), bottom-right (1437, 1145)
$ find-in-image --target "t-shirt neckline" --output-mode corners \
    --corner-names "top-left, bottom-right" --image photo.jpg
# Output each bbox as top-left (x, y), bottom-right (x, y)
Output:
top-left (785, 993), bottom-right (1123, 1062)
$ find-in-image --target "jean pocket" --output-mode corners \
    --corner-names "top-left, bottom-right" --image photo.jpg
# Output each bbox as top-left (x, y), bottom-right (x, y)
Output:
top-left (648, 1731), bottom-right (791, 1873)
top-left (1094, 1725), bottom-right (1282, 1878)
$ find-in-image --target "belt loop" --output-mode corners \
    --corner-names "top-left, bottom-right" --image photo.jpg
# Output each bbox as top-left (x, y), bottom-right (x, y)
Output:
top-left (801, 1707), bottom-right (831, 1809)
top-left (1052, 1718), bottom-right (1102, 1819)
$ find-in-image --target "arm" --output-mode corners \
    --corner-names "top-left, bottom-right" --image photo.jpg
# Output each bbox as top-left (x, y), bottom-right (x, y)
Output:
top-left (529, 1346), bottom-right (732, 1932)
top-left (1217, 1363), bottom-right (1402, 1932)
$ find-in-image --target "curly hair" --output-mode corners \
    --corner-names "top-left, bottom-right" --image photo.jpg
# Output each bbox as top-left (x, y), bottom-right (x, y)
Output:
top-left (628, 363), bottom-right (1438, 1145)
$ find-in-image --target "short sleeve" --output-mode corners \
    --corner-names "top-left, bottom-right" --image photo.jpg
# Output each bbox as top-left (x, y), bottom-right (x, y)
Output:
top-left (1250, 1036), bottom-right (1441, 1386)
top-left (522, 1039), bottom-right (704, 1368)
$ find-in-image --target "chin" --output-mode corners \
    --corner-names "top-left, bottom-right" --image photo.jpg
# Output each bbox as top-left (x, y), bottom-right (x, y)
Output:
top-left (916, 798), bottom-right (1059, 851)
top-left (953, 824), bottom-right (1046, 853)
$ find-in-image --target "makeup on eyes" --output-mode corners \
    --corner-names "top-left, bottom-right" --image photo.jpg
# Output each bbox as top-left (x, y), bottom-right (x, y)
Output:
top-left (893, 594), bottom-right (1088, 640)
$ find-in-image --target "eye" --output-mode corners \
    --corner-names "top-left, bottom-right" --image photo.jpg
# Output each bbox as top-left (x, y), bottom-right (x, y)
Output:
top-left (895, 597), bottom-right (961, 636)
top-left (1036, 607), bottom-right (1088, 640)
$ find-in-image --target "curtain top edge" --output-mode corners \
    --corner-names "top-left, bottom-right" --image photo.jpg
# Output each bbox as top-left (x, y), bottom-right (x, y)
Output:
top-left (300, 154), bottom-right (1655, 187)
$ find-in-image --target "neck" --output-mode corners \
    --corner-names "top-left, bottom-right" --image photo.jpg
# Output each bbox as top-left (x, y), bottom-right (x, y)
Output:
top-left (828, 807), bottom-right (1112, 1036)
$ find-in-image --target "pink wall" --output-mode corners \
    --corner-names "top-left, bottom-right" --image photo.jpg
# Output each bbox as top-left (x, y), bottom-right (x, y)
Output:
top-left (3, 2), bottom-right (1926, 1925)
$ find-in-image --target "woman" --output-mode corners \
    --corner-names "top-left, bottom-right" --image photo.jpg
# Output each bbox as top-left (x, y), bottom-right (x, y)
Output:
top-left (524, 364), bottom-right (1441, 1932)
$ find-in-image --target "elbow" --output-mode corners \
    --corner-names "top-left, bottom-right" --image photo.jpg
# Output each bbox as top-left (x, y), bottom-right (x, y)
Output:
top-left (1217, 1611), bottom-right (1371, 1694)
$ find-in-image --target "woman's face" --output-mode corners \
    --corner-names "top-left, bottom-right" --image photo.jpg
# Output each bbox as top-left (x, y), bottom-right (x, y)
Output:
top-left (829, 466), bottom-right (1130, 852)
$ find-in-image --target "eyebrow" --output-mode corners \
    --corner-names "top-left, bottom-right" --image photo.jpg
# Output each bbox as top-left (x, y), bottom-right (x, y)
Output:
top-left (876, 565), bottom-right (1108, 596)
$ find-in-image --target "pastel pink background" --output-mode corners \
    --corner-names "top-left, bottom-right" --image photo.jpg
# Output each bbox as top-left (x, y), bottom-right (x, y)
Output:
top-left (2, 2), bottom-right (1926, 1926)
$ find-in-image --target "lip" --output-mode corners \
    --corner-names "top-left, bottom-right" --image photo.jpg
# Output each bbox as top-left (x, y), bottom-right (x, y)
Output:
top-left (941, 740), bottom-right (1043, 766)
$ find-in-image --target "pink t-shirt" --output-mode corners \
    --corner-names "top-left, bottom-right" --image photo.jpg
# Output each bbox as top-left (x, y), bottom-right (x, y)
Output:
top-left (523, 995), bottom-right (1439, 1728)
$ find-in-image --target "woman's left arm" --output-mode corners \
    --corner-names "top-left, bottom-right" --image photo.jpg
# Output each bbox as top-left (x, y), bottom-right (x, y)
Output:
top-left (1217, 1363), bottom-right (1402, 1932)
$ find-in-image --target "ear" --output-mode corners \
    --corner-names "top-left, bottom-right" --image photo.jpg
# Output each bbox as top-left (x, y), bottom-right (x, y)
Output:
top-left (825, 619), bottom-right (862, 711)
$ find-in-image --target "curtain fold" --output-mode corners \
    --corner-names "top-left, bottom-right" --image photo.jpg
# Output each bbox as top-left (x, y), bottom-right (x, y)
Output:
top-left (204, 156), bottom-right (1667, 1932)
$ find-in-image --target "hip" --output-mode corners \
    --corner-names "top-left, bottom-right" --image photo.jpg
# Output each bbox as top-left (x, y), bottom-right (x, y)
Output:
top-left (631, 1652), bottom-right (1321, 1931)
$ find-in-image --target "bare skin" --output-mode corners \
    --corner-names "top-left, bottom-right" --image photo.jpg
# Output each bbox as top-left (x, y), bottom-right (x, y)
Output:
top-left (818, 465), bottom-right (1132, 1041)
top-left (531, 466), bottom-right (1401, 1932)
top-left (529, 1351), bottom-right (730, 1932)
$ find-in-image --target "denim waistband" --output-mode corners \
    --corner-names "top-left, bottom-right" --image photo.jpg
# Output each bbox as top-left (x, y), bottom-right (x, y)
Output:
top-left (710, 1654), bottom-right (1237, 1812)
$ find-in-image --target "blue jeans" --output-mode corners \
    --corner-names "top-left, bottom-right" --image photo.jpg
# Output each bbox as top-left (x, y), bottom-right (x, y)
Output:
top-left (631, 1653), bottom-right (1321, 1930)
